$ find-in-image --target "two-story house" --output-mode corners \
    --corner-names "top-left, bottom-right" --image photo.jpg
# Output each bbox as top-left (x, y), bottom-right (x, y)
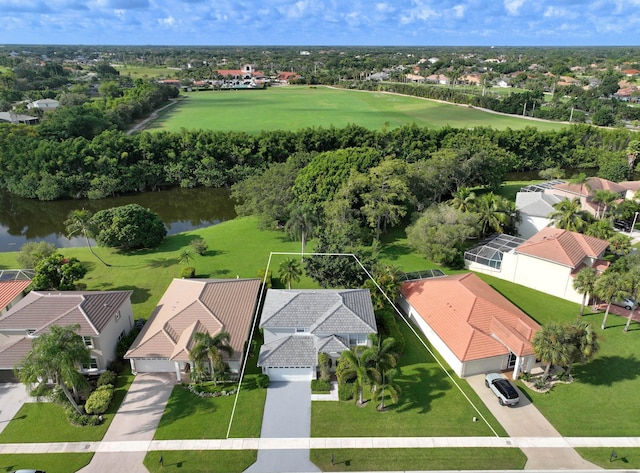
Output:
top-left (258, 289), bottom-right (377, 382)
top-left (0, 290), bottom-right (133, 382)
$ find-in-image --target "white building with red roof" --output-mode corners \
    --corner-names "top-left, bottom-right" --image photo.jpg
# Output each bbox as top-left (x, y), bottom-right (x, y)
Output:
top-left (467, 227), bottom-right (610, 304)
top-left (399, 273), bottom-right (540, 379)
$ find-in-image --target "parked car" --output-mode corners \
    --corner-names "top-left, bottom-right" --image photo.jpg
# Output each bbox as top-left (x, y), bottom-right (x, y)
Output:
top-left (614, 220), bottom-right (632, 232)
top-left (485, 372), bottom-right (520, 406)
top-left (12, 470), bottom-right (46, 473)
top-left (612, 297), bottom-right (637, 310)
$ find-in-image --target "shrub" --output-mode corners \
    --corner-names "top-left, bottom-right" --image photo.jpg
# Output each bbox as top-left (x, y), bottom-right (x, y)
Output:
top-left (97, 370), bottom-right (117, 387)
top-left (84, 384), bottom-right (115, 414)
top-left (376, 307), bottom-right (405, 354)
top-left (180, 266), bottom-right (196, 278)
top-left (338, 382), bottom-right (355, 401)
top-left (190, 238), bottom-right (208, 255)
top-left (107, 359), bottom-right (124, 374)
top-left (256, 374), bottom-right (270, 388)
top-left (116, 328), bottom-right (140, 359)
top-left (65, 405), bottom-right (102, 426)
top-left (311, 379), bottom-right (331, 393)
top-left (519, 371), bottom-right (531, 381)
top-left (17, 241), bottom-right (57, 269)
top-left (318, 352), bottom-right (331, 382)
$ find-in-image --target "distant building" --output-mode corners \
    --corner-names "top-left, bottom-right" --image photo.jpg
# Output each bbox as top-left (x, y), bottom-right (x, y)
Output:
top-left (0, 112), bottom-right (39, 125)
top-left (27, 98), bottom-right (59, 110)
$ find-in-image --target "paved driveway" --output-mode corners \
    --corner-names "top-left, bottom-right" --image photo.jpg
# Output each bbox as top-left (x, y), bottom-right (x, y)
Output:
top-left (0, 383), bottom-right (31, 435)
top-left (244, 381), bottom-right (320, 473)
top-left (78, 373), bottom-right (175, 473)
top-left (466, 373), bottom-right (599, 470)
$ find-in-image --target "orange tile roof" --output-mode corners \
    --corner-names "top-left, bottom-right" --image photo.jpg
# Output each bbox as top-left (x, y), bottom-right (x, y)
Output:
top-left (515, 227), bottom-right (609, 267)
top-left (0, 280), bottom-right (30, 310)
top-left (551, 177), bottom-right (627, 197)
top-left (125, 278), bottom-right (261, 363)
top-left (401, 273), bottom-right (539, 362)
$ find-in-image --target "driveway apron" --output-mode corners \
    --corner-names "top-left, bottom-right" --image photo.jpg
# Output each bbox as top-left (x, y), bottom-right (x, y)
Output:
top-left (466, 374), bottom-right (600, 470)
top-left (78, 373), bottom-right (175, 473)
top-left (0, 383), bottom-right (31, 435)
top-left (244, 381), bottom-right (320, 473)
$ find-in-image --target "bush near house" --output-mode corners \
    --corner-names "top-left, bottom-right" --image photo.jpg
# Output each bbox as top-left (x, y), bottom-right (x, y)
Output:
top-left (311, 379), bottom-right (331, 393)
top-left (180, 266), bottom-right (196, 278)
top-left (256, 374), bottom-right (270, 388)
top-left (338, 382), bottom-right (355, 401)
top-left (97, 370), bottom-right (117, 387)
top-left (84, 384), bottom-right (115, 415)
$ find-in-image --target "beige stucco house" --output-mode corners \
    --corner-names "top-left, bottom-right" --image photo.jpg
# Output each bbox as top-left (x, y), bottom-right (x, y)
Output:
top-left (126, 278), bottom-right (262, 382)
top-left (399, 273), bottom-right (540, 379)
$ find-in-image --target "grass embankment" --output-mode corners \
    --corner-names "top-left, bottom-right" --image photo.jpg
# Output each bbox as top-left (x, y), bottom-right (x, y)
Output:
top-left (147, 86), bottom-right (568, 134)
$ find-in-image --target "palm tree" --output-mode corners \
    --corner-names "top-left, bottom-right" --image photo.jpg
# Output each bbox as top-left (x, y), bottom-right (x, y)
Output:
top-left (594, 271), bottom-right (628, 329)
top-left (470, 192), bottom-right (515, 237)
top-left (573, 267), bottom-right (597, 317)
top-left (376, 368), bottom-right (401, 412)
top-left (622, 266), bottom-right (640, 332)
top-left (449, 187), bottom-right (476, 212)
top-left (65, 209), bottom-right (110, 266)
top-left (565, 320), bottom-right (599, 377)
top-left (364, 265), bottom-right (403, 310)
top-left (285, 206), bottom-right (318, 261)
top-left (592, 189), bottom-right (619, 219)
top-left (532, 322), bottom-right (572, 379)
top-left (364, 334), bottom-right (401, 411)
top-left (338, 345), bottom-right (377, 406)
top-left (625, 140), bottom-right (640, 176)
top-left (278, 258), bottom-right (302, 289)
top-left (570, 172), bottom-right (591, 198)
top-left (15, 324), bottom-right (90, 415)
top-left (548, 198), bottom-right (591, 232)
top-left (189, 331), bottom-right (233, 385)
top-left (585, 219), bottom-right (614, 240)
top-left (178, 249), bottom-right (193, 266)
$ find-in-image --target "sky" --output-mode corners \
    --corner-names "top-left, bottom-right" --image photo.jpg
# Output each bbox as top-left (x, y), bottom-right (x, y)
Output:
top-left (1, 0), bottom-right (640, 46)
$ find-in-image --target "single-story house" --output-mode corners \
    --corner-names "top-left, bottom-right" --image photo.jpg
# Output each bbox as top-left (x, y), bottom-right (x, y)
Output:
top-left (399, 273), bottom-right (540, 379)
top-left (258, 289), bottom-right (377, 382)
top-left (0, 112), bottom-right (39, 125)
top-left (0, 290), bottom-right (133, 382)
top-left (467, 227), bottom-right (610, 304)
top-left (27, 98), bottom-right (59, 110)
top-left (125, 278), bottom-right (261, 382)
top-left (0, 280), bottom-right (31, 315)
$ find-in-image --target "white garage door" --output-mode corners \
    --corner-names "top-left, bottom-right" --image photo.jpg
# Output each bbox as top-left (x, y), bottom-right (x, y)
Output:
top-left (266, 367), bottom-right (314, 382)
top-left (134, 359), bottom-right (175, 373)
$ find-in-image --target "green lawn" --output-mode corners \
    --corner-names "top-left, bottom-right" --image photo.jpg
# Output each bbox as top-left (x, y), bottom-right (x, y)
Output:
top-left (311, 321), bottom-right (507, 438)
top-left (575, 448), bottom-right (640, 469)
top-left (0, 365), bottom-right (135, 443)
top-left (310, 448), bottom-right (527, 471)
top-left (144, 450), bottom-right (256, 473)
top-left (0, 453), bottom-right (93, 473)
top-left (479, 273), bottom-right (640, 437)
top-left (146, 86), bottom-right (568, 134)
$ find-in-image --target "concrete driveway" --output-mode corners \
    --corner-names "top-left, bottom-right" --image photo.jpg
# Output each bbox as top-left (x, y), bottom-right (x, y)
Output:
top-left (78, 373), bottom-right (175, 473)
top-left (466, 373), bottom-right (599, 470)
top-left (244, 381), bottom-right (320, 473)
top-left (0, 383), bottom-right (31, 435)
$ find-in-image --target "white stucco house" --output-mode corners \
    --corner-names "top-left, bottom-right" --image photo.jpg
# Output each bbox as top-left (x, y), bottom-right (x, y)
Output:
top-left (27, 98), bottom-right (60, 110)
top-left (515, 191), bottom-right (563, 239)
top-left (125, 278), bottom-right (261, 382)
top-left (466, 227), bottom-right (610, 304)
top-left (399, 273), bottom-right (540, 379)
top-left (258, 289), bottom-right (377, 382)
top-left (0, 290), bottom-right (133, 382)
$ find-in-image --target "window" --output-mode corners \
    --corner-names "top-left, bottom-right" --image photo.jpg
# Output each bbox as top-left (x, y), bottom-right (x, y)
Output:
top-left (82, 357), bottom-right (98, 371)
top-left (295, 328), bottom-right (306, 333)
top-left (115, 310), bottom-right (121, 321)
top-left (82, 336), bottom-right (93, 348)
top-left (118, 330), bottom-right (125, 341)
top-left (349, 334), bottom-right (367, 346)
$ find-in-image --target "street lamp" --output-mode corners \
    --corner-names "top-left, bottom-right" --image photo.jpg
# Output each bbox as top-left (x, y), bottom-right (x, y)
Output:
top-left (630, 212), bottom-right (639, 237)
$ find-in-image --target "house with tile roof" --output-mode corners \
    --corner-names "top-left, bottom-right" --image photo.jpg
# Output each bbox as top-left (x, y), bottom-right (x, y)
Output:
top-left (0, 290), bottom-right (133, 382)
top-left (515, 191), bottom-right (563, 238)
top-left (258, 289), bottom-right (377, 381)
top-left (468, 227), bottom-right (610, 304)
top-left (0, 280), bottom-right (31, 315)
top-left (125, 278), bottom-right (261, 382)
top-left (399, 273), bottom-right (540, 379)
top-left (544, 177), bottom-right (627, 217)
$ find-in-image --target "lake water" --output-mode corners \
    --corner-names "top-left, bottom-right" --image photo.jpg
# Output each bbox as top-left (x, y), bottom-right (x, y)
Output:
top-left (0, 187), bottom-right (237, 252)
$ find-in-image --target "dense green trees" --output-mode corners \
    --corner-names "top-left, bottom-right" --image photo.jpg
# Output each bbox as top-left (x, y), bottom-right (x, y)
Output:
top-left (91, 204), bottom-right (166, 250)
top-left (31, 253), bottom-right (87, 290)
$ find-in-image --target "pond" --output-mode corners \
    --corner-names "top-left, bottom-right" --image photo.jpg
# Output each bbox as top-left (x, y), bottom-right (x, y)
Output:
top-left (0, 187), bottom-right (237, 252)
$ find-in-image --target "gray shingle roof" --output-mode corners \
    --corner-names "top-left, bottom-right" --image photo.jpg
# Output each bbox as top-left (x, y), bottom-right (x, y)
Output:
top-left (316, 335), bottom-right (349, 354)
top-left (259, 289), bottom-right (376, 334)
top-left (515, 192), bottom-right (562, 218)
top-left (258, 335), bottom-right (317, 367)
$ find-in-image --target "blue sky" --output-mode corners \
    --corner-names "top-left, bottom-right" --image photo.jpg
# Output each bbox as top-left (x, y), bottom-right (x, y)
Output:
top-left (1, 0), bottom-right (639, 46)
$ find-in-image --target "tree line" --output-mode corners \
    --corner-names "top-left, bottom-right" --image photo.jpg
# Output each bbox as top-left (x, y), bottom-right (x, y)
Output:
top-left (0, 120), bottom-right (637, 201)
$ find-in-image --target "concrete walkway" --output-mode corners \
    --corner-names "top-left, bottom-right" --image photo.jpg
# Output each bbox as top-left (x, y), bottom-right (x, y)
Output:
top-left (76, 373), bottom-right (175, 473)
top-left (466, 374), bottom-right (600, 470)
top-left (244, 381), bottom-right (320, 473)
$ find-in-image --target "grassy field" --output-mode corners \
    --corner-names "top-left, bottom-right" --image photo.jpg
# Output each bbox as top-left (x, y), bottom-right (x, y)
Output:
top-left (146, 86), bottom-right (568, 134)
top-left (114, 65), bottom-right (179, 80)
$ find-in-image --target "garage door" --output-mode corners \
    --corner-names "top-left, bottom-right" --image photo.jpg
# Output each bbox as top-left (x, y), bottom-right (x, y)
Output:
top-left (266, 367), bottom-right (314, 382)
top-left (134, 359), bottom-right (175, 373)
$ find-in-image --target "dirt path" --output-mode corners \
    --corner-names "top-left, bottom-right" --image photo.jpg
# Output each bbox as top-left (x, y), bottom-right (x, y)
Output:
top-left (126, 97), bottom-right (183, 134)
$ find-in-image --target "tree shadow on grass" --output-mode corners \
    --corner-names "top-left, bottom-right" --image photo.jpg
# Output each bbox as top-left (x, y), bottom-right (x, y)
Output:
top-left (156, 386), bottom-right (216, 433)
top-left (379, 242), bottom-right (413, 261)
top-left (393, 366), bottom-right (450, 414)
top-left (87, 284), bottom-right (151, 304)
top-left (144, 257), bottom-right (178, 269)
top-left (572, 355), bottom-right (640, 386)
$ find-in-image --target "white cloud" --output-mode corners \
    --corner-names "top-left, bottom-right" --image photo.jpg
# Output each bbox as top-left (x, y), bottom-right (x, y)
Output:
top-left (375, 2), bottom-right (394, 13)
top-left (504, 0), bottom-right (525, 15)
top-left (284, 0), bottom-right (310, 19)
top-left (158, 15), bottom-right (174, 26)
top-left (452, 4), bottom-right (465, 18)
top-left (399, 1), bottom-right (440, 25)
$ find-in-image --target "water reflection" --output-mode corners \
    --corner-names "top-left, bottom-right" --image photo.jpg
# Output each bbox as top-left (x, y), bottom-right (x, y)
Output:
top-left (0, 187), bottom-right (237, 252)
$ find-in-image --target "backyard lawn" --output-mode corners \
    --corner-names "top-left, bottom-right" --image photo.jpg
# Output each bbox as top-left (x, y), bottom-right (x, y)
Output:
top-left (146, 86), bottom-right (567, 134)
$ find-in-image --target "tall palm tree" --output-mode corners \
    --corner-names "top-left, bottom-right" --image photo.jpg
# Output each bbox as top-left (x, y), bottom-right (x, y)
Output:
top-left (15, 324), bottom-right (90, 415)
top-left (471, 192), bottom-right (515, 237)
top-left (364, 334), bottom-right (401, 411)
top-left (65, 209), bottom-right (110, 266)
top-left (285, 206), bottom-right (318, 261)
top-left (592, 189), bottom-right (619, 219)
top-left (565, 320), bottom-right (599, 376)
top-left (532, 322), bottom-right (572, 379)
top-left (622, 266), bottom-right (640, 332)
top-left (278, 258), bottom-right (302, 289)
top-left (594, 271), bottom-right (628, 329)
top-left (573, 267), bottom-right (598, 317)
top-left (625, 140), bottom-right (640, 176)
top-left (449, 187), bottom-right (476, 212)
top-left (189, 331), bottom-right (233, 385)
top-left (548, 198), bottom-right (591, 233)
top-left (376, 368), bottom-right (401, 412)
top-left (338, 345), bottom-right (377, 406)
